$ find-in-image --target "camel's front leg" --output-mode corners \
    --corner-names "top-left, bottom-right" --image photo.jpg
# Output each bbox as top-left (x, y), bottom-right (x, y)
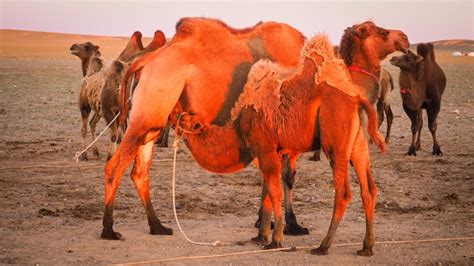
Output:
top-left (89, 112), bottom-right (101, 158)
top-left (256, 151), bottom-right (284, 249)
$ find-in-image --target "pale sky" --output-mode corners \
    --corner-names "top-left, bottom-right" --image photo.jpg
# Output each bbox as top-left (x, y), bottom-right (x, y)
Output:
top-left (1, 0), bottom-right (473, 44)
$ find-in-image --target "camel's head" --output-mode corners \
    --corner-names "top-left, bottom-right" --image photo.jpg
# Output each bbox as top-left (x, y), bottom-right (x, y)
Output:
top-left (340, 21), bottom-right (410, 65)
top-left (390, 50), bottom-right (423, 71)
top-left (69, 42), bottom-right (101, 60)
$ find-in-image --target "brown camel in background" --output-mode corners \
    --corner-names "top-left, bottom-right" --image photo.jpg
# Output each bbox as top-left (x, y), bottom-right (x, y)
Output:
top-left (70, 42), bottom-right (102, 77)
top-left (102, 17), bottom-right (306, 240)
top-left (178, 35), bottom-right (386, 254)
top-left (390, 43), bottom-right (446, 155)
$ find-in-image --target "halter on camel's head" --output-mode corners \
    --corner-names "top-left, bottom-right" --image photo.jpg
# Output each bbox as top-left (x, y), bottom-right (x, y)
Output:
top-left (340, 21), bottom-right (410, 82)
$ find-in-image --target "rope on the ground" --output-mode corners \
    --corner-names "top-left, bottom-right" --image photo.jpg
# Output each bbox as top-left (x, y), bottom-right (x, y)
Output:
top-left (171, 123), bottom-right (221, 247)
top-left (0, 159), bottom-right (175, 171)
top-left (117, 236), bottom-right (474, 265)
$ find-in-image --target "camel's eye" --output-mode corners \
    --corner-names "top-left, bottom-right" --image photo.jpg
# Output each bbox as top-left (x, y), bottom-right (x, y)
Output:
top-left (85, 45), bottom-right (91, 51)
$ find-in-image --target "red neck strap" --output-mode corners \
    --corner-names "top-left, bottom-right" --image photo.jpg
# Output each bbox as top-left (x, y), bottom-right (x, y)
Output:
top-left (347, 66), bottom-right (379, 82)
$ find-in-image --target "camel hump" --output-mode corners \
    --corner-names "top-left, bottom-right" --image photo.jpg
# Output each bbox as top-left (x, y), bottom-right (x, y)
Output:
top-left (230, 59), bottom-right (283, 122)
top-left (303, 34), bottom-right (361, 97)
top-left (302, 34), bottom-right (336, 63)
top-left (417, 43), bottom-right (431, 60)
top-left (175, 17), bottom-right (265, 38)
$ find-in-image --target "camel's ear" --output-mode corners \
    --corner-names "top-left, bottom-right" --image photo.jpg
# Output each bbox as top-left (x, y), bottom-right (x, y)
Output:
top-left (94, 45), bottom-right (100, 51)
top-left (415, 55), bottom-right (423, 63)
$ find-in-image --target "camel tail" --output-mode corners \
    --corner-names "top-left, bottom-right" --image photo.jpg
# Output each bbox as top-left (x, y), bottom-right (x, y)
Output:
top-left (118, 53), bottom-right (153, 127)
top-left (358, 95), bottom-right (387, 154)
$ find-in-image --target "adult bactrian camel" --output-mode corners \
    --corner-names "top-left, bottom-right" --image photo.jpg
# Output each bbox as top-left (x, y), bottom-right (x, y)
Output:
top-left (102, 17), bottom-right (306, 240)
top-left (178, 34), bottom-right (386, 254)
top-left (390, 43), bottom-right (446, 155)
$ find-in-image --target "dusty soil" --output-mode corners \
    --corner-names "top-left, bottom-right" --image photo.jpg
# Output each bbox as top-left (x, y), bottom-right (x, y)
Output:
top-left (0, 32), bottom-right (473, 264)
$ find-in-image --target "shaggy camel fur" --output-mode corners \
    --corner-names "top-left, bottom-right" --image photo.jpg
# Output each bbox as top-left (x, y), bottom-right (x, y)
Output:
top-left (75, 31), bottom-right (165, 161)
top-left (70, 42), bottom-right (101, 77)
top-left (390, 44), bottom-right (446, 155)
top-left (178, 35), bottom-right (386, 254)
top-left (103, 17), bottom-right (306, 240)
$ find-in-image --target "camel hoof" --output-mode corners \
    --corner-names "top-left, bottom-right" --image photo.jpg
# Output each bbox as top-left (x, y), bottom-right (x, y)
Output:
top-left (405, 146), bottom-right (417, 156)
top-left (92, 149), bottom-right (100, 158)
top-left (79, 153), bottom-right (88, 161)
top-left (310, 246), bottom-right (329, 256)
top-left (101, 229), bottom-right (124, 240)
top-left (432, 146), bottom-right (443, 156)
top-left (156, 142), bottom-right (168, 148)
top-left (254, 220), bottom-right (274, 230)
top-left (264, 241), bottom-right (282, 249)
top-left (150, 225), bottom-right (173, 235)
top-left (284, 224), bottom-right (309, 236)
top-left (357, 248), bottom-right (374, 257)
top-left (251, 235), bottom-right (268, 245)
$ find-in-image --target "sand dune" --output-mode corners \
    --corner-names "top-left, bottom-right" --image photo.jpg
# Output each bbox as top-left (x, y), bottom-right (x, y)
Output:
top-left (0, 29), bottom-right (155, 59)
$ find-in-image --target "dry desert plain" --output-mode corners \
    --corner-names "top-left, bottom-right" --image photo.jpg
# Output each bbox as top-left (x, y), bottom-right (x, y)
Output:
top-left (0, 30), bottom-right (473, 264)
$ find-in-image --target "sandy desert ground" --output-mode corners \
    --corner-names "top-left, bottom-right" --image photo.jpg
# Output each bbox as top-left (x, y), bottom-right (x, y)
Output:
top-left (0, 30), bottom-right (473, 264)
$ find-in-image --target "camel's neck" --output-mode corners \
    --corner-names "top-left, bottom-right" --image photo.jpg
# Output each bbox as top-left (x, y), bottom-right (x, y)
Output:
top-left (399, 69), bottom-right (424, 109)
top-left (182, 123), bottom-right (253, 174)
top-left (347, 49), bottom-right (382, 102)
top-left (81, 59), bottom-right (89, 77)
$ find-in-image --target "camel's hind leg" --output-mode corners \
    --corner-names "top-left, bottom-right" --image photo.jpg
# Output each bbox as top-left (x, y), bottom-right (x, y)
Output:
top-left (282, 154), bottom-right (309, 235)
top-left (311, 157), bottom-right (352, 255)
top-left (130, 132), bottom-right (172, 235)
top-left (89, 112), bottom-right (101, 158)
top-left (351, 128), bottom-right (377, 256)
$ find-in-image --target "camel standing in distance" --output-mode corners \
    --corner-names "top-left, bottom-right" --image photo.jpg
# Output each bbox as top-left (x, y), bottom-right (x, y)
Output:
top-left (376, 68), bottom-right (395, 143)
top-left (178, 34), bottom-right (386, 254)
top-left (70, 42), bottom-right (102, 77)
top-left (390, 44), bottom-right (446, 156)
top-left (72, 31), bottom-right (166, 161)
top-left (103, 18), bottom-right (306, 240)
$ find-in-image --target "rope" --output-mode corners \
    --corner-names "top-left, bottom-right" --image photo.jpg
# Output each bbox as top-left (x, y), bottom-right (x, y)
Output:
top-left (0, 159), bottom-right (176, 171)
top-left (171, 115), bottom-right (221, 247)
top-left (118, 236), bottom-right (474, 265)
top-left (73, 112), bottom-right (120, 162)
